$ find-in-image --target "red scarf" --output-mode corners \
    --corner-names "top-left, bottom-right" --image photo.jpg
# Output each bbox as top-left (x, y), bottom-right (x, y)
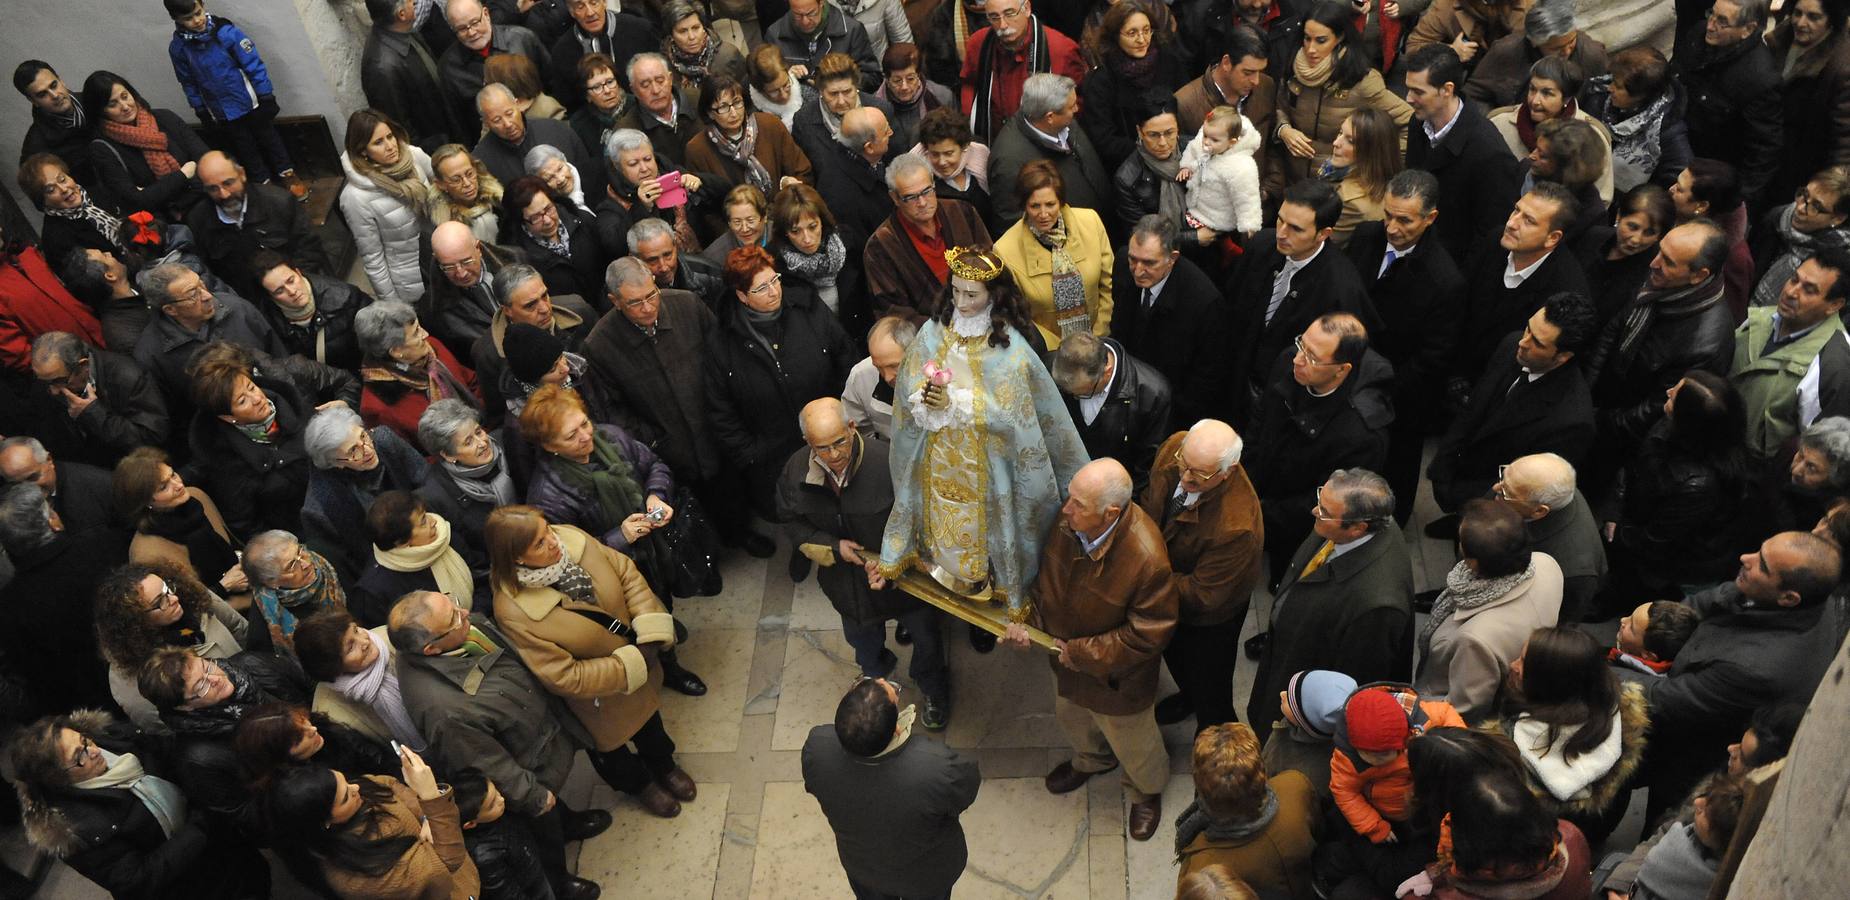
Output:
top-left (1357, 1), bottom-right (1403, 73)
top-left (100, 107), bottom-right (182, 178)
top-left (1515, 100), bottom-right (1579, 151)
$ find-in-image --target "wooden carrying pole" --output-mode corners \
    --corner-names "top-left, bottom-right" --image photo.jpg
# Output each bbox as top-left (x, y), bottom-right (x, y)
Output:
top-left (892, 569), bottom-right (1062, 655)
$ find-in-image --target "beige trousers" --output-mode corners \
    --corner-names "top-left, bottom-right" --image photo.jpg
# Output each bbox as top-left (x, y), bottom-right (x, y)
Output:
top-left (1053, 690), bottom-right (1170, 800)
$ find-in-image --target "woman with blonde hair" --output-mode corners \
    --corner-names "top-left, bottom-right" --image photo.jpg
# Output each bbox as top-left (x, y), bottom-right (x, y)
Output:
top-left (703, 183), bottom-right (770, 265)
top-left (1175, 722), bottom-right (1318, 898)
top-left (340, 109), bottom-right (434, 305)
top-left (483, 504), bottom-right (696, 817)
top-left (747, 43), bottom-right (811, 128)
top-left (426, 144), bottom-right (504, 243)
top-left (1325, 107), bottom-right (1404, 246)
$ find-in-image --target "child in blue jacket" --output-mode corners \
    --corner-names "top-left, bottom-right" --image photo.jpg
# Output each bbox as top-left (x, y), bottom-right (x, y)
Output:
top-left (164, 0), bottom-right (303, 193)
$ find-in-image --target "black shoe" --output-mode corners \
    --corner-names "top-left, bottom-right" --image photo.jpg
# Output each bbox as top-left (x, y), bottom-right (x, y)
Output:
top-left (894, 622), bottom-right (913, 644)
top-left (560, 807), bottom-right (612, 841)
top-left (1422, 514), bottom-right (1461, 541)
top-left (1154, 693), bottom-right (1194, 725)
top-left (557, 876), bottom-right (602, 900)
top-left (1243, 632), bottom-right (1269, 661)
top-left (788, 550), bottom-right (812, 582)
top-left (969, 624), bottom-right (997, 653)
top-left (661, 655), bottom-right (708, 696)
top-left (921, 694), bottom-right (949, 731)
top-left (1413, 589), bottom-right (1441, 614)
top-left (738, 531), bottom-right (775, 558)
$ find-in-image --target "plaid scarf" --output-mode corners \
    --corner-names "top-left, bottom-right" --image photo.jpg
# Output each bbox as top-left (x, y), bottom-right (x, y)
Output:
top-left (1030, 213), bottom-right (1090, 338)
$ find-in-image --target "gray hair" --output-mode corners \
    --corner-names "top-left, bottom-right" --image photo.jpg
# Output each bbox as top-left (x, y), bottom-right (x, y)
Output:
top-left (626, 218), bottom-right (676, 253)
top-left (1018, 73), bottom-right (1076, 123)
top-left (135, 262), bottom-right (194, 309)
top-left (868, 315), bottom-right (919, 350)
top-left (303, 405), bottom-right (366, 470)
top-left (627, 52), bottom-right (669, 86)
top-left (475, 82), bottom-right (517, 113)
top-left (1524, 0), bottom-right (1577, 46)
top-left (1801, 417), bottom-right (1850, 489)
top-left (1325, 468), bottom-right (1395, 531)
top-left (353, 300), bottom-right (420, 360)
top-left (28, 331), bottom-right (88, 373)
top-left (1729, 0), bottom-right (1769, 27)
top-left (1186, 419), bottom-right (1244, 471)
top-left (494, 263), bottom-right (546, 307)
top-left (1130, 214), bottom-right (1179, 255)
top-left (417, 398), bottom-right (483, 458)
top-left (884, 151), bottom-right (933, 191)
top-left (661, 0), bottom-right (706, 28)
top-left (605, 256), bottom-right (655, 294)
top-left (604, 128), bottom-right (652, 165)
top-left (242, 529), bottom-right (301, 586)
top-left (445, 0), bottom-right (484, 24)
top-left (796, 402), bottom-right (853, 441)
top-left (1051, 331), bottom-right (1110, 394)
top-left (0, 436), bottom-right (49, 470)
top-left (1523, 452), bottom-right (1579, 509)
top-left (0, 482), bottom-right (55, 554)
top-left (1386, 169), bottom-right (1442, 214)
top-left (523, 144), bottom-right (567, 174)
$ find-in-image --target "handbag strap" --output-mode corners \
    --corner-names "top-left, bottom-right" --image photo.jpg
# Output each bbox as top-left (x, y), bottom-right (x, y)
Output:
top-left (560, 603), bottom-right (636, 643)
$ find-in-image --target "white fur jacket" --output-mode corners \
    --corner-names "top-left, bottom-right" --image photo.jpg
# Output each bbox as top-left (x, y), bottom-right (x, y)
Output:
top-left (1180, 114), bottom-right (1263, 235)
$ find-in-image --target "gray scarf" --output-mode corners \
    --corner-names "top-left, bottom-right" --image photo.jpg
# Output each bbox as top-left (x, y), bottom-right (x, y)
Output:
top-left (1753, 205), bottom-right (1850, 308)
top-left (780, 232), bottom-right (847, 311)
top-left (1137, 144), bottom-right (1186, 231)
top-left (1591, 275), bottom-right (1727, 383)
top-left (77, 749), bottom-right (186, 838)
top-left (1594, 76), bottom-right (1671, 193)
top-left (442, 437), bottom-right (516, 506)
top-left (1172, 787), bottom-right (1279, 857)
top-left (517, 555), bottom-right (598, 605)
top-left (1419, 559), bottom-right (1536, 655)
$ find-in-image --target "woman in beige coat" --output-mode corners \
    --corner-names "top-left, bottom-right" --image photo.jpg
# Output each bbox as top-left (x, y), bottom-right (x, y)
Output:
top-left (1272, 4), bottom-right (1412, 186)
top-left (485, 505), bottom-right (696, 818)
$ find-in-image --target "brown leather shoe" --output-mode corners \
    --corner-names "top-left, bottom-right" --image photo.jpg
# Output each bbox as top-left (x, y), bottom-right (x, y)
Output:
top-left (1128, 795), bottom-right (1163, 841)
top-left (636, 782), bottom-right (682, 818)
top-left (658, 767), bottom-right (697, 802)
top-left (1044, 761), bottom-right (1115, 795)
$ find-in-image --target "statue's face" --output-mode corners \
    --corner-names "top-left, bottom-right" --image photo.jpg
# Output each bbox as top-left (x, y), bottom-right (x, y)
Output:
top-left (948, 276), bottom-right (990, 316)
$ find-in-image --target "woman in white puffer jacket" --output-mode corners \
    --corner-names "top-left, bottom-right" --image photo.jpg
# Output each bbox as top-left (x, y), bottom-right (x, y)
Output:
top-left (339, 109), bottom-right (433, 306)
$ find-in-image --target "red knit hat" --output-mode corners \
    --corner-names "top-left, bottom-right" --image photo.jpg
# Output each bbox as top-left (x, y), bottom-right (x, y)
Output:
top-left (1345, 690), bottom-right (1410, 752)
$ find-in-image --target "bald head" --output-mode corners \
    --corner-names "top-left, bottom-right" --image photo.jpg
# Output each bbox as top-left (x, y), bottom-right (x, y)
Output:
top-left (1501, 452), bottom-right (1577, 518)
top-left (1071, 459), bottom-right (1133, 512)
top-left (196, 151), bottom-right (246, 214)
top-left (432, 221), bottom-right (475, 258)
top-left (799, 397), bottom-right (855, 474)
top-left (1178, 419), bottom-right (1242, 493)
top-left (840, 106), bottom-right (892, 161)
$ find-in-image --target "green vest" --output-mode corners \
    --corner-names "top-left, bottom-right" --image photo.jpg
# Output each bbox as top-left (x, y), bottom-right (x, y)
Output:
top-left (1730, 307), bottom-right (1846, 457)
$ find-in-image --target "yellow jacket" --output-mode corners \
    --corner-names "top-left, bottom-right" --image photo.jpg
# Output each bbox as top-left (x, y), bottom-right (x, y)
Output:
top-left (995, 205), bottom-right (1115, 349)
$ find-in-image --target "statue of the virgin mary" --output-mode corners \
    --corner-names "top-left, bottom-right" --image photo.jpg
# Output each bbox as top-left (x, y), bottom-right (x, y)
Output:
top-left (877, 246), bottom-right (1089, 617)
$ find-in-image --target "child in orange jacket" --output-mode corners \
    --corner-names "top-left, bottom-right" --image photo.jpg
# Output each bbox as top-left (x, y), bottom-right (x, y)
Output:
top-left (1329, 684), bottom-right (1467, 843)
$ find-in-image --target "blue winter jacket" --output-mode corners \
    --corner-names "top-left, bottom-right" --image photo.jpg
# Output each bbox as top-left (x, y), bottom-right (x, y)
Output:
top-left (167, 16), bottom-right (275, 122)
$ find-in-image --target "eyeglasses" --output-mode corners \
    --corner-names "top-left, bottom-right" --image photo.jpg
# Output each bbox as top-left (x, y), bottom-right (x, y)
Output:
top-left (811, 432), bottom-right (855, 457)
top-left (185, 662), bottom-right (220, 705)
top-left (1172, 447), bottom-right (1223, 483)
top-left (620, 287), bottom-right (662, 310)
top-left (440, 167), bottom-right (478, 187)
top-left (335, 429), bottom-right (375, 463)
top-left (897, 184), bottom-right (936, 205)
top-left (452, 10), bottom-right (489, 33)
top-left (748, 273), bottom-right (782, 295)
top-left (985, 6), bottom-right (1025, 24)
top-left (585, 77), bottom-right (620, 95)
top-left (1492, 464), bottom-right (1534, 504)
top-left (524, 203), bottom-right (559, 225)
top-left (710, 98), bottom-right (746, 114)
top-left (438, 254), bottom-right (481, 273)
top-left (67, 735), bottom-right (98, 771)
top-left (1120, 26), bottom-right (1154, 41)
top-left (728, 213), bottom-right (763, 228)
top-left (1293, 336), bottom-right (1339, 367)
top-left (283, 546), bottom-right (313, 576)
top-left (1795, 187), bottom-right (1836, 217)
top-left (167, 281), bottom-right (211, 307)
top-left (1310, 502), bottom-right (1343, 522)
top-left (146, 580), bottom-right (179, 612)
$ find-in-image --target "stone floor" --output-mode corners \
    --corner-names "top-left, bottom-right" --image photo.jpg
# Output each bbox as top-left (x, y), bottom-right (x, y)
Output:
top-left (11, 452), bottom-right (1647, 898)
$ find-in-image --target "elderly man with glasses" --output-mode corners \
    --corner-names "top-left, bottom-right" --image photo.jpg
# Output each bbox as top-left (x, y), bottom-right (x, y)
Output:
top-left (1671, 0), bottom-right (1783, 208)
top-left (1490, 453), bottom-right (1608, 624)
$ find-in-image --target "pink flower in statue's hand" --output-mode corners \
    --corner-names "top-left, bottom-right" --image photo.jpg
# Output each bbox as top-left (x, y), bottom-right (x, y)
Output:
top-left (923, 361), bottom-right (953, 386)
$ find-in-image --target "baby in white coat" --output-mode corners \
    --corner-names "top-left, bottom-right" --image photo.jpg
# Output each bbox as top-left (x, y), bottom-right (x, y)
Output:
top-left (1178, 106), bottom-right (1263, 240)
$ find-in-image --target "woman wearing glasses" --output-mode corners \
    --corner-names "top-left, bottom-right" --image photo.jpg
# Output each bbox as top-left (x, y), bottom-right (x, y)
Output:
top-left (568, 55), bottom-right (641, 170)
top-left (300, 404), bottom-right (432, 581)
top-left (685, 74), bottom-right (813, 200)
top-left (94, 561), bottom-right (255, 734)
top-left (504, 174), bottom-right (622, 304)
top-left (11, 709), bottom-right (270, 900)
top-left (427, 144), bottom-right (507, 244)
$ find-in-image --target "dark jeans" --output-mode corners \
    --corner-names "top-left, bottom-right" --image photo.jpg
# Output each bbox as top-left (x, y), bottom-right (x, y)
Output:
top-left (842, 606), bottom-right (949, 700)
top-left (223, 114), bottom-right (293, 182)
top-left (692, 468), bottom-right (759, 545)
top-left (847, 877), bottom-right (953, 900)
top-left (586, 711), bottom-right (678, 794)
top-left (529, 804), bottom-right (569, 892)
top-left (1161, 618), bottom-right (1246, 732)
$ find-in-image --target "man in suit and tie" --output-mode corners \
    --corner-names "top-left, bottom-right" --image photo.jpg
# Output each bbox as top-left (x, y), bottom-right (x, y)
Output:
top-left (1225, 179), bottom-right (1378, 423)
top-left (1403, 44), bottom-right (1521, 265)
top-left (1345, 170), bottom-right (1467, 522)
top-left (1112, 215), bottom-right (1227, 427)
top-left (1427, 292), bottom-right (1598, 532)
top-left (1452, 182), bottom-right (1590, 385)
top-left (1246, 468), bottom-right (1413, 738)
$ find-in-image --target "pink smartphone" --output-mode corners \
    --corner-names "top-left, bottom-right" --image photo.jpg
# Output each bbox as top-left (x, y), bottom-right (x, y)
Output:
top-left (656, 171), bottom-right (687, 209)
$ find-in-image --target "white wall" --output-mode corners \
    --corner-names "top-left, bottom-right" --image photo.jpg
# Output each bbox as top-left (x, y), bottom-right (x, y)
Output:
top-left (1, 0), bottom-right (371, 230)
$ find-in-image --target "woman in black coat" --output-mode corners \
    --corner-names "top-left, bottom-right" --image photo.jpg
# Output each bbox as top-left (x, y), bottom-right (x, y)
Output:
top-left (352, 490), bottom-right (488, 628)
top-left (81, 71), bottom-right (207, 220)
top-left (1078, 1), bottom-right (1188, 172)
top-left (505, 175), bottom-right (620, 310)
top-left (1584, 185), bottom-right (1675, 330)
top-left (704, 245), bottom-right (857, 522)
top-left (12, 710), bottom-right (271, 900)
top-left (17, 151), bottom-right (167, 266)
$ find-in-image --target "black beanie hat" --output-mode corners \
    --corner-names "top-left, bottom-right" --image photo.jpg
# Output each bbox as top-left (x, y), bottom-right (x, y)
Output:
top-left (503, 323), bottom-right (564, 384)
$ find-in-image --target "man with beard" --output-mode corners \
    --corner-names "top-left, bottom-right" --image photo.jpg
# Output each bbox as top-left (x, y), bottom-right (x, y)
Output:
top-left (183, 151), bottom-right (330, 302)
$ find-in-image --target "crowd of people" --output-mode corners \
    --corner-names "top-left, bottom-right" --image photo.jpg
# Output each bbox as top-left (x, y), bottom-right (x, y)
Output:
top-left (1, 0), bottom-right (1847, 898)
